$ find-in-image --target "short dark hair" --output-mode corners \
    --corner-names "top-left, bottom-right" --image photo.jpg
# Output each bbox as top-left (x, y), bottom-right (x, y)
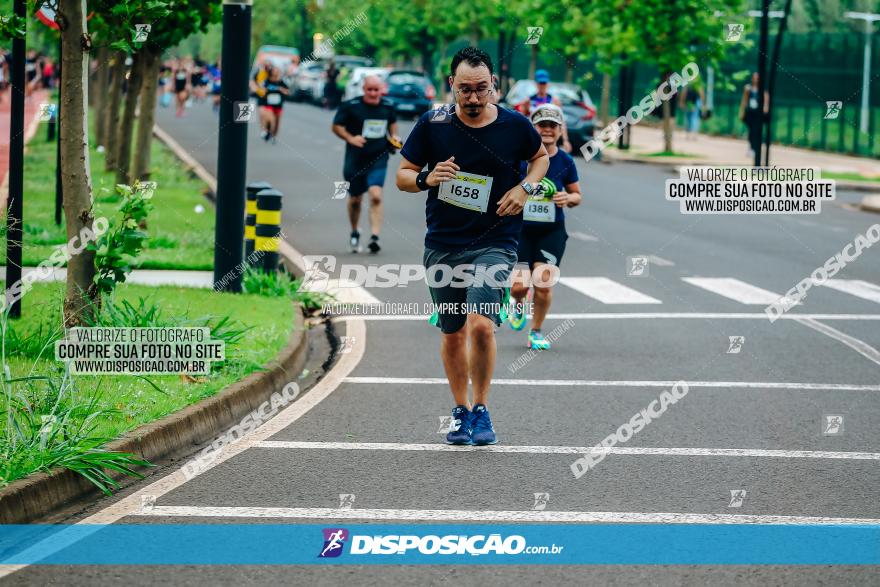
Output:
top-left (450, 47), bottom-right (494, 78)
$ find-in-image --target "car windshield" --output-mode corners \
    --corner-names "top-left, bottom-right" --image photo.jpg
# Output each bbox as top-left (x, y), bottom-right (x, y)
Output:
top-left (387, 73), bottom-right (427, 86)
top-left (507, 81), bottom-right (590, 106)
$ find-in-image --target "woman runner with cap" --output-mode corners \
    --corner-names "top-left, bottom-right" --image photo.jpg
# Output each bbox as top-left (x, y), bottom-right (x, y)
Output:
top-left (508, 103), bottom-right (582, 350)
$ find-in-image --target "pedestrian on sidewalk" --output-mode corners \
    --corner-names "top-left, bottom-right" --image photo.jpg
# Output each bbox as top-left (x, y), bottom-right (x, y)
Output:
top-left (678, 82), bottom-right (705, 139)
top-left (739, 72), bottom-right (769, 160)
top-left (0, 49), bottom-right (8, 105)
top-left (396, 47), bottom-right (549, 446)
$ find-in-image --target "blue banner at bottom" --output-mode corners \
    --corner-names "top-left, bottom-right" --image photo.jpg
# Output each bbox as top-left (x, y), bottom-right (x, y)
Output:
top-left (1, 524), bottom-right (879, 565)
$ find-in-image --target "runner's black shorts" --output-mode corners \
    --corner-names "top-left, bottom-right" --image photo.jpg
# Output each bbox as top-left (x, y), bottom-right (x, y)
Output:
top-left (344, 153), bottom-right (389, 196)
top-left (423, 246), bottom-right (516, 334)
top-left (516, 225), bottom-right (567, 268)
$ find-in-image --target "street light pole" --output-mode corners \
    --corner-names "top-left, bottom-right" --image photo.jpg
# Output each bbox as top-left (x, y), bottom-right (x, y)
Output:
top-left (755, 0), bottom-right (770, 167)
top-left (214, 0), bottom-right (253, 292)
top-left (845, 12), bottom-right (880, 136)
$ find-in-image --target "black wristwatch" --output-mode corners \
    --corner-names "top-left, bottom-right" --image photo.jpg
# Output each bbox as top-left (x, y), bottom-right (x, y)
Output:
top-left (416, 170), bottom-right (432, 191)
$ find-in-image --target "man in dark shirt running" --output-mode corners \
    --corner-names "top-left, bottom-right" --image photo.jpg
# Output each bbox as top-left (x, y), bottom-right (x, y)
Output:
top-left (397, 47), bottom-right (549, 446)
top-left (332, 75), bottom-right (400, 253)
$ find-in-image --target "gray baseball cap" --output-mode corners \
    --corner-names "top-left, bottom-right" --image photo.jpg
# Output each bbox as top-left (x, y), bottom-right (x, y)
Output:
top-left (531, 103), bottom-right (564, 125)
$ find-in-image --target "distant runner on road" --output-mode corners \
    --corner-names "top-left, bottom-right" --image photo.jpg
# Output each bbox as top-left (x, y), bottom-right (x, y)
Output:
top-left (508, 104), bottom-right (581, 350)
top-left (259, 66), bottom-right (289, 143)
top-left (397, 47), bottom-right (549, 446)
top-left (332, 75), bottom-right (400, 254)
top-left (515, 69), bottom-right (572, 153)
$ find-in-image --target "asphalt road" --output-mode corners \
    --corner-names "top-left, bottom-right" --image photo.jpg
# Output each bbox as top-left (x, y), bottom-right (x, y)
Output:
top-left (5, 97), bottom-right (879, 585)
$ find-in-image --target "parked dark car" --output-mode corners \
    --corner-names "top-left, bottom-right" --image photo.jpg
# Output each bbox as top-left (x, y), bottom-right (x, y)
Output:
top-left (502, 80), bottom-right (597, 155)
top-left (384, 70), bottom-right (435, 118)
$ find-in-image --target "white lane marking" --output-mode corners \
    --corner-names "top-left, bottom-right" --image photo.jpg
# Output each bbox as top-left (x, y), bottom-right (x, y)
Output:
top-left (568, 230), bottom-right (598, 242)
top-left (683, 277), bottom-right (796, 305)
top-left (794, 318), bottom-right (880, 368)
top-left (342, 377), bottom-right (880, 392)
top-left (253, 441), bottom-right (880, 461)
top-left (333, 312), bottom-right (880, 321)
top-left (0, 267), bottom-right (214, 289)
top-left (822, 279), bottom-right (880, 304)
top-left (647, 255), bottom-right (675, 267)
top-left (129, 506), bottom-right (880, 525)
top-left (299, 278), bottom-right (381, 304)
top-left (560, 277), bottom-right (662, 304)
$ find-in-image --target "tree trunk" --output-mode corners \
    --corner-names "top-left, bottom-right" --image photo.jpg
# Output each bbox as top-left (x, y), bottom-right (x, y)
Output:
top-left (58, 0), bottom-right (97, 327)
top-left (565, 60), bottom-right (574, 83)
top-left (600, 72), bottom-right (611, 126)
top-left (89, 47), bottom-right (110, 145)
top-left (134, 50), bottom-right (160, 181)
top-left (93, 46), bottom-right (108, 146)
top-left (104, 51), bottom-right (125, 172)
top-left (528, 44), bottom-right (538, 79)
top-left (115, 51), bottom-right (144, 185)
top-left (662, 98), bottom-right (674, 153)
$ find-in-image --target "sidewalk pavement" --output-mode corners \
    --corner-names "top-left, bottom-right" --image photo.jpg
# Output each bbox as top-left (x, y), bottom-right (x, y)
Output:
top-left (0, 266), bottom-right (215, 289)
top-left (602, 125), bottom-right (880, 203)
top-left (0, 88), bottom-right (50, 205)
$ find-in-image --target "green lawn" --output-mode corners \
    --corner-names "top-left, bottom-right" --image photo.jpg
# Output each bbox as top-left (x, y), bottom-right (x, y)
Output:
top-left (822, 171), bottom-right (880, 183)
top-left (1, 280), bottom-right (297, 486)
top-left (2, 119), bottom-right (214, 270)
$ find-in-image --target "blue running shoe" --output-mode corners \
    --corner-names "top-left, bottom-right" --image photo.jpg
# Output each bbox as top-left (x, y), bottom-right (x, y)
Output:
top-left (446, 405), bottom-right (473, 445)
top-left (470, 404), bottom-right (497, 445)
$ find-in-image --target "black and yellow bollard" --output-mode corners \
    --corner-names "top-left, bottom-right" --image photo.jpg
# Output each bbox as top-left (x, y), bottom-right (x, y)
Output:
top-left (245, 181), bottom-right (272, 260)
top-left (255, 188), bottom-right (283, 272)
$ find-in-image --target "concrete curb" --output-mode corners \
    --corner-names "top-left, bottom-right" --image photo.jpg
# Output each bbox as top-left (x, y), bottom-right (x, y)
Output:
top-left (0, 124), bottom-right (311, 524)
top-left (859, 195), bottom-right (880, 214)
top-left (0, 312), bottom-right (307, 524)
top-left (605, 151), bottom-right (880, 194)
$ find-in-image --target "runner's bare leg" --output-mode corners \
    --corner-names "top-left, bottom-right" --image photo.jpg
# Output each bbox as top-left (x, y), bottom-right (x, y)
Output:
top-left (468, 313), bottom-right (495, 406)
top-left (348, 194), bottom-right (363, 232)
top-left (367, 186), bottom-right (383, 236)
top-left (440, 326), bottom-right (469, 407)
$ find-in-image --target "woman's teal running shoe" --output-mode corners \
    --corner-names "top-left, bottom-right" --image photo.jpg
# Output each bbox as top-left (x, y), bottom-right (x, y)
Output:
top-left (508, 309), bottom-right (527, 331)
top-left (528, 330), bottom-right (551, 350)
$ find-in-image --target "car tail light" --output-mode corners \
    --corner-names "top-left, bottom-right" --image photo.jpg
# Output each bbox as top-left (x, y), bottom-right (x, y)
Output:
top-left (425, 84), bottom-right (436, 100)
top-left (577, 101), bottom-right (596, 120)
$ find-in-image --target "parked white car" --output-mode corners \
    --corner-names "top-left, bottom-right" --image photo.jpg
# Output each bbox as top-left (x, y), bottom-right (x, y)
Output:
top-left (342, 67), bottom-right (391, 101)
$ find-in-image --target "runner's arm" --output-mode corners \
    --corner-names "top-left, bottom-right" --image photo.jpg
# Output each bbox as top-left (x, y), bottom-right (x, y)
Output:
top-left (523, 145), bottom-right (550, 188)
top-left (555, 181), bottom-right (582, 208)
top-left (497, 146), bottom-right (549, 216)
top-left (332, 123), bottom-right (364, 147)
top-left (397, 155), bottom-right (459, 193)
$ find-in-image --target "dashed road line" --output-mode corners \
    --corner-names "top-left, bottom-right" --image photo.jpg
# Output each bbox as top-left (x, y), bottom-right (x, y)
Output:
top-left (342, 377), bottom-right (880, 392)
top-left (129, 506), bottom-right (880, 525)
top-left (253, 441), bottom-right (880, 461)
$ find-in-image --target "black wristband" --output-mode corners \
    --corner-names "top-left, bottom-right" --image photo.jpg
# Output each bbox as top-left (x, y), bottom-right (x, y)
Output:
top-left (416, 170), bottom-right (431, 191)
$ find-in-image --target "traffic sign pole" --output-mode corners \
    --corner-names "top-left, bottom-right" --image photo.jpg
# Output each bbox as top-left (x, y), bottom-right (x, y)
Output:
top-left (213, 0), bottom-right (253, 292)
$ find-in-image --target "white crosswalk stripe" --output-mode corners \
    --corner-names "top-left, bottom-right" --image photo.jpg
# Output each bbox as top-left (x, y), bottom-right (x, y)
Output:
top-left (682, 277), bottom-right (796, 305)
top-left (559, 277), bottom-right (661, 304)
top-left (821, 279), bottom-right (880, 304)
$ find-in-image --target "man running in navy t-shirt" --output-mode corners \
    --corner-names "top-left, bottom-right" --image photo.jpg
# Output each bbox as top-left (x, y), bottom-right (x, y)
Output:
top-left (397, 47), bottom-right (549, 446)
